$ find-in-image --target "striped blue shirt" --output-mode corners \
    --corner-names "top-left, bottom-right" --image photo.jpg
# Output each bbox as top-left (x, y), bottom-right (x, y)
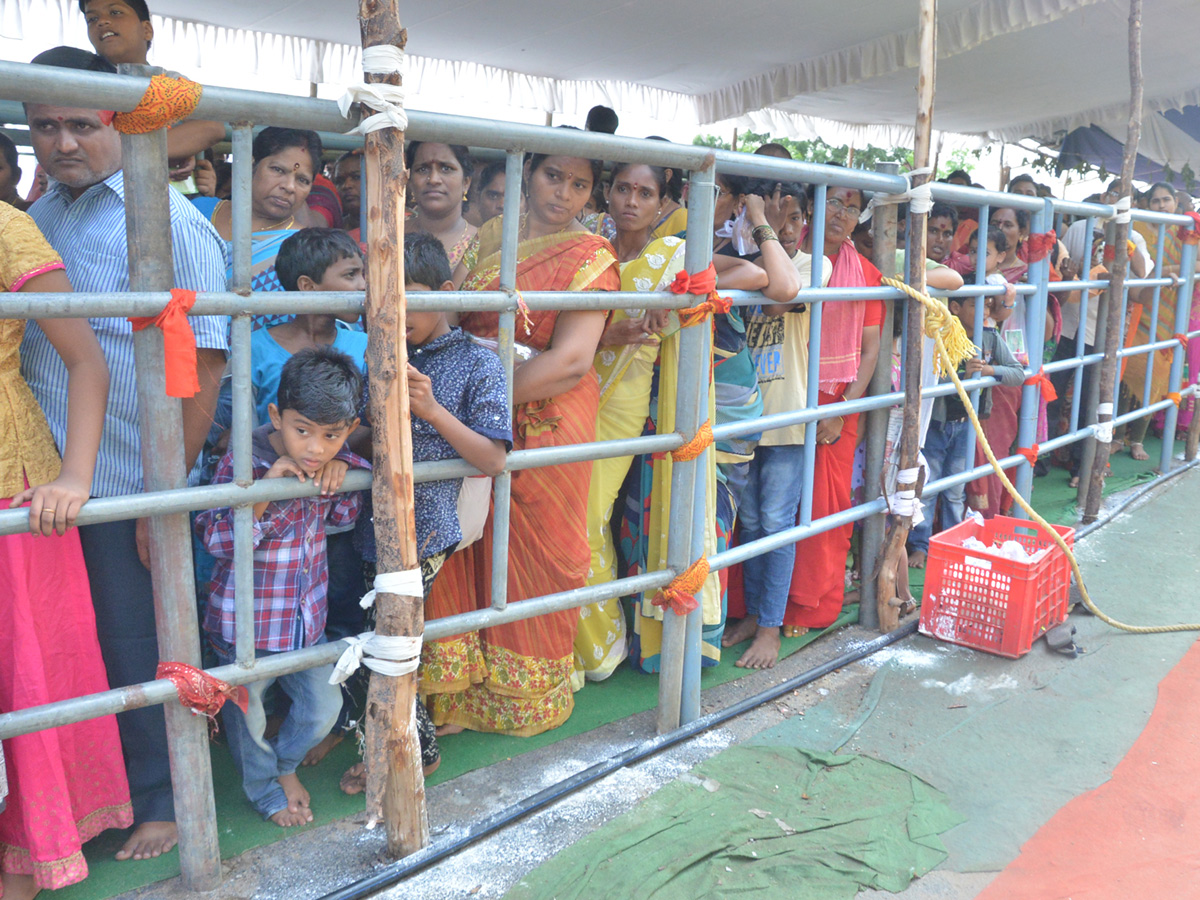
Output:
top-left (20, 171), bottom-right (230, 497)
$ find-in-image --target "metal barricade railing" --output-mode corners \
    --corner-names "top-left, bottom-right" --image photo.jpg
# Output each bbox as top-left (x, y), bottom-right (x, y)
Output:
top-left (0, 57), bottom-right (1197, 890)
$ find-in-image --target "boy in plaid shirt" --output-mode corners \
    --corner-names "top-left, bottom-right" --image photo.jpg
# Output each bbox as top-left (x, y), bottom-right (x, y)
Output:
top-left (196, 347), bottom-right (367, 827)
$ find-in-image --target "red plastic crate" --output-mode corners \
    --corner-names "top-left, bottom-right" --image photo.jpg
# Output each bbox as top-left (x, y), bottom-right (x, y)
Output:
top-left (919, 515), bottom-right (1075, 658)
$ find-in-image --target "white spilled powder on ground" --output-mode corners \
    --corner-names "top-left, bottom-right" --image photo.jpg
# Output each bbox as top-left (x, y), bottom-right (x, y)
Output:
top-left (855, 643), bottom-right (945, 671)
top-left (374, 727), bottom-right (737, 899)
top-left (921, 672), bottom-right (1019, 697)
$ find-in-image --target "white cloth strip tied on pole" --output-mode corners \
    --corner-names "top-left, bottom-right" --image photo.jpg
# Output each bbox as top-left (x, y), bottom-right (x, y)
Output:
top-left (1106, 194), bottom-right (1133, 225)
top-left (867, 167), bottom-right (934, 215)
top-left (888, 467), bottom-right (922, 519)
top-left (339, 44), bottom-right (408, 134)
top-left (360, 569), bottom-right (424, 609)
top-left (1095, 402), bottom-right (1115, 444)
top-left (330, 633), bottom-right (423, 685)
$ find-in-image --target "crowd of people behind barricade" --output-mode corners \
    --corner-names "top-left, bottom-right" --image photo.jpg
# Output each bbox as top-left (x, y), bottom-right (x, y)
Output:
top-left (1, 1), bottom-right (1198, 896)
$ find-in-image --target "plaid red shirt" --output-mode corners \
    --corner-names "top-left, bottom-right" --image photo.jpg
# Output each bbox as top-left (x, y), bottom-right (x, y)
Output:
top-left (196, 425), bottom-right (370, 652)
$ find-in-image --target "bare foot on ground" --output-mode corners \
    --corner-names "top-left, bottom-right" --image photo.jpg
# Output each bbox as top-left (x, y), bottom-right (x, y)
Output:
top-left (735, 626), bottom-right (781, 669)
top-left (1129, 442), bottom-right (1150, 461)
top-left (721, 615), bottom-right (759, 647)
top-left (269, 772), bottom-right (313, 828)
top-left (1, 872), bottom-right (41, 900)
top-left (435, 723), bottom-right (465, 737)
top-left (301, 731), bottom-right (343, 767)
top-left (115, 821), bottom-right (177, 861)
top-left (908, 549), bottom-right (926, 569)
top-left (339, 756), bottom-right (442, 797)
top-left (340, 762), bottom-right (367, 795)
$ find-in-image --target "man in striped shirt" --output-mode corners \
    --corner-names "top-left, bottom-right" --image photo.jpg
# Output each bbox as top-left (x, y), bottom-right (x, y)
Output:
top-left (20, 46), bottom-right (229, 863)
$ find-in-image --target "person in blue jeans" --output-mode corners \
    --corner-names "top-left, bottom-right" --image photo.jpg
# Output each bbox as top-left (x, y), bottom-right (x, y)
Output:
top-left (726, 186), bottom-right (830, 668)
top-left (910, 293), bottom-right (1024, 559)
top-left (196, 348), bottom-right (367, 827)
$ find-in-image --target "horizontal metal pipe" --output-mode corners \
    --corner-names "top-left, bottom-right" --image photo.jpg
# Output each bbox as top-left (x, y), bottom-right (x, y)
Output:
top-left (1117, 338), bottom-right (1182, 358)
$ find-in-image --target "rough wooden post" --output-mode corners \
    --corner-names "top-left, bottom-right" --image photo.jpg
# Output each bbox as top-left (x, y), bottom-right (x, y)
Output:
top-left (875, 0), bottom-right (936, 631)
top-left (1083, 0), bottom-right (1143, 524)
top-left (356, 0), bottom-right (429, 856)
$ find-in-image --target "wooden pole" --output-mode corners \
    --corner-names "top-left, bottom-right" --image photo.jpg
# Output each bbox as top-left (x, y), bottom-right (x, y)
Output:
top-left (875, 0), bottom-right (936, 631)
top-left (1083, 0), bottom-right (1142, 524)
top-left (357, 0), bottom-right (429, 856)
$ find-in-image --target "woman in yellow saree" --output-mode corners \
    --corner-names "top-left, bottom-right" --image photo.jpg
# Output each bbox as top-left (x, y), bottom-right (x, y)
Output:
top-left (421, 148), bottom-right (620, 737)
top-left (1123, 183), bottom-right (1199, 455)
top-left (573, 163), bottom-right (697, 684)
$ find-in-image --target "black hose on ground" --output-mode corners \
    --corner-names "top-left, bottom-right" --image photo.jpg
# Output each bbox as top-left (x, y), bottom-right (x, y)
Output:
top-left (316, 621), bottom-right (920, 900)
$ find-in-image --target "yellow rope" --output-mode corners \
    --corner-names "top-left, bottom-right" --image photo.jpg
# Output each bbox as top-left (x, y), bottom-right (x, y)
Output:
top-left (882, 275), bottom-right (1200, 635)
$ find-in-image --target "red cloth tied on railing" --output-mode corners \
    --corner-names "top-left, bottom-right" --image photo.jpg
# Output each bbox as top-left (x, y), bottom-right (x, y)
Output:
top-left (669, 263), bottom-right (732, 327)
top-left (1102, 240), bottom-right (1137, 263)
top-left (128, 289), bottom-right (200, 398)
top-left (651, 557), bottom-right (709, 615)
top-left (1176, 211), bottom-right (1200, 245)
top-left (1017, 444), bottom-right (1040, 466)
top-left (157, 661), bottom-right (248, 721)
top-left (1023, 367), bottom-right (1058, 402)
top-left (114, 73), bottom-right (204, 135)
top-left (1023, 231), bottom-right (1057, 264)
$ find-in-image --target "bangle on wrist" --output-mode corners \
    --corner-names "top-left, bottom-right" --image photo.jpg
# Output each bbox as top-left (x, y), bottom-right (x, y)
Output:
top-left (752, 224), bottom-right (778, 247)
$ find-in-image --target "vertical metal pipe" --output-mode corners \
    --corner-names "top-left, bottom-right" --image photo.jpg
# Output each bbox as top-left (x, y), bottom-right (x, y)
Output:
top-left (230, 124), bottom-right (256, 666)
top-left (799, 183), bottom-right (827, 526)
top-left (657, 164), bottom-right (714, 733)
top-left (489, 150), bottom-right (523, 611)
top-left (1161, 224), bottom-right (1198, 472)
top-left (1070, 218), bottom-right (1097, 432)
top-left (964, 203), bottom-right (989, 470)
top-left (1011, 203), bottom-right (1049, 513)
top-left (859, 161), bottom-right (900, 628)
top-left (118, 64), bottom-right (220, 892)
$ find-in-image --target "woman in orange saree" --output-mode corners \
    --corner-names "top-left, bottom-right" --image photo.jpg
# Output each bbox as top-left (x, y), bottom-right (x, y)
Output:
top-left (422, 148), bottom-right (620, 736)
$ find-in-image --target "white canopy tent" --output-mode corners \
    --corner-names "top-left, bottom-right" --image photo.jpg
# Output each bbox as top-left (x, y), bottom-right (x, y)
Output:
top-left (3, 0), bottom-right (1199, 159)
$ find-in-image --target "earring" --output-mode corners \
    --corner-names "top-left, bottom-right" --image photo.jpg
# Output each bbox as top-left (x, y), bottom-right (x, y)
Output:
top-left (463, 192), bottom-right (469, 201)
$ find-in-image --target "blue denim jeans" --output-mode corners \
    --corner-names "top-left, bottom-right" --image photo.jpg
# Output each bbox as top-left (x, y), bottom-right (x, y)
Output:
top-left (910, 418), bottom-right (971, 554)
top-left (738, 445), bottom-right (807, 628)
top-left (212, 633), bottom-right (343, 819)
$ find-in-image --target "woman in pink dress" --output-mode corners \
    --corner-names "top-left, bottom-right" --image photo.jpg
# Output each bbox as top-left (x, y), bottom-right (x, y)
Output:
top-left (0, 201), bottom-right (128, 899)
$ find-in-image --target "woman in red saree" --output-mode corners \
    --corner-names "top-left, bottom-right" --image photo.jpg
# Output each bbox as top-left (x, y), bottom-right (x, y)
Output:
top-left (783, 186), bottom-right (884, 633)
top-left (422, 147), bottom-right (620, 736)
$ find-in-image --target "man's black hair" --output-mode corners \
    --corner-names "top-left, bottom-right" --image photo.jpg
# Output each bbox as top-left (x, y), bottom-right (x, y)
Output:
top-left (276, 346), bottom-right (362, 427)
top-left (275, 228), bottom-right (363, 292)
top-left (30, 45), bottom-right (117, 74)
top-left (403, 232), bottom-right (452, 288)
top-left (252, 127), bottom-right (323, 175)
top-left (928, 201), bottom-right (959, 229)
top-left (78, 0), bottom-right (151, 19)
top-left (1008, 173), bottom-right (1036, 191)
top-left (945, 168), bottom-right (971, 185)
top-left (584, 105), bottom-right (619, 134)
top-left (0, 133), bottom-right (20, 176)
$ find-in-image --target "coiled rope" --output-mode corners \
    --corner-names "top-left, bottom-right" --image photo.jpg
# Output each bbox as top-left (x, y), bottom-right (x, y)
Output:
top-left (882, 275), bottom-right (1200, 634)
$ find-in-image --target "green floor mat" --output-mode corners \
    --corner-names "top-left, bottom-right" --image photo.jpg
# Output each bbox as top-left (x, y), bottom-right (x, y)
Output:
top-left (504, 746), bottom-right (964, 900)
top-left (56, 606), bottom-right (859, 899)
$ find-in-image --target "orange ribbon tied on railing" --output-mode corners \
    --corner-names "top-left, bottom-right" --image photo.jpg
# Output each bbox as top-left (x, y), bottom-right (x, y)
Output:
top-left (1017, 444), bottom-right (1040, 467)
top-left (1102, 240), bottom-right (1138, 263)
top-left (670, 263), bottom-right (732, 327)
top-left (114, 74), bottom-right (204, 135)
top-left (672, 420), bottom-right (714, 462)
top-left (1023, 368), bottom-right (1058, 402)
top-left (1176, 211), bottom-right (1200, 246)
top-left (1168, 392), bottom-right (1183, 407)
top-left (1175, 333), bottom-right (1189, 350)
top-left (1024, 231), bottom-right (1058, 264)
top-left (157, 661), bottom-right (249, 724)
top-left (651, 557), bottom-right (710, 615)
top-left (129, 289), bottom-right (201, 398)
